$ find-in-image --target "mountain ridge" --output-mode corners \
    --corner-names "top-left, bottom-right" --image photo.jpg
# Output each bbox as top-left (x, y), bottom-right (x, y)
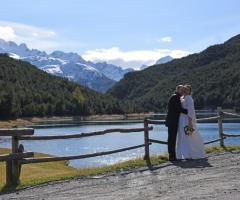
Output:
top-left (108, 34), bottom-right (240, 112)
top-left (140, 56), bottom-right (174, 70)
top-left (155, 55), bottom-right (173, 65)
top-left (0, 39), bottom-right (134, 93)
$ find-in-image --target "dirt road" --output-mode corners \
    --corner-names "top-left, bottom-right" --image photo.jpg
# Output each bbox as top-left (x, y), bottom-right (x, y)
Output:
top-left (1, 150), bottom-right (240, 200)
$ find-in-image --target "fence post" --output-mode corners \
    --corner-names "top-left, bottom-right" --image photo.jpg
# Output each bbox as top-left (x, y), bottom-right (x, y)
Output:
top-left (12, 136), bottom-right (20, 185)
top-left (144, 119), bottom-right (150, 160)
top-left (6, 160), bottom-right (13, 185)
top-left (217, 107), bottom-right (224, 147)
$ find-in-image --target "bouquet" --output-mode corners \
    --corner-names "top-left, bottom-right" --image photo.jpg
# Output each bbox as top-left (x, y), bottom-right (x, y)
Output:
top-left (184, 126), bottom-right (194, 136)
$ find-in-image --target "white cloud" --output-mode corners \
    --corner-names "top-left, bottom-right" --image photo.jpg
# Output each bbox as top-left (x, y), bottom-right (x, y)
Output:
top-left (82, 47), bottom-right (190, 69)
top-left (0, 20), bottom-right (69, 51)
top-left (0, 21), bottom-right (190, 69)
top-left (0, 26), bottom-right (16, 40)
top-left (157, 36), bottom-right (172, 43)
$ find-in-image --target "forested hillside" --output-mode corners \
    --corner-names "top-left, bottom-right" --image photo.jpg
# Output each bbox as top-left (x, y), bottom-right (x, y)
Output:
top-left (0, 54), bottom-right (123, 119)
top-left (108, 34), bottom-right (240, 112)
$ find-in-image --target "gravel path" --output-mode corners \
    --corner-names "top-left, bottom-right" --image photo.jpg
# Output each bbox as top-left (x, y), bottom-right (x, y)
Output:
top-left (1, 150), bottom-right (240, 200)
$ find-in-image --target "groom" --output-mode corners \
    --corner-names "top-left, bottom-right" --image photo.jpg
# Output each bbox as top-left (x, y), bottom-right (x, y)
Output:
top-left (165, 85), bottom-right (188, 161)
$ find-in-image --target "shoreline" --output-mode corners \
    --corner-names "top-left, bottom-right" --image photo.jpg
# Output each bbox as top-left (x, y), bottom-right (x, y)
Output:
top-left (0, 113), bottom-right (154, 128)
top-left (0, 109), bottom-right (238, 128)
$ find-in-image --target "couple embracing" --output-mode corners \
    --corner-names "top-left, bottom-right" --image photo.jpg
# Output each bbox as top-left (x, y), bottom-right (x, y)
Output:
top-left (165, 85), bottom-right (205, 162)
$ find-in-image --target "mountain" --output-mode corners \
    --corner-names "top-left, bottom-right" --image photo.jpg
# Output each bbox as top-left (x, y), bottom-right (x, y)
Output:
top-left (94, 62), bottom-right (134, 81)
top-left (108, 34), bottom-right (240, 112)
top-left (155, 56), bottom-right (173, 64)
top-left (140, 56), bottom-right (173, 70)
top-left (0, 39), bottom-right (133, 93)
top-left (140, 64), bottom-right (148, 70)
top-left (0, 54), bottom-right (124, 119)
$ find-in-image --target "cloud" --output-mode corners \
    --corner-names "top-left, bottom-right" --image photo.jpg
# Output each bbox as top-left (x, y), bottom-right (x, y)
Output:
top-left (0, 20), bottom-right (85, 52)
top-left (82, 47), bottom-right (190, 69)
top-left (0, 21), bottom-right (190, 69)
top-left (157, 36), bottom-right (172, 43)
top-left (0, 26), bottom-right (16, 40)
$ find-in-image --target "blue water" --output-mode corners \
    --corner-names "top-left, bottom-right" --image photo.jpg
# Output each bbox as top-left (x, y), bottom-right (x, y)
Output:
top-left (0, 121), bottom-right (240, 168)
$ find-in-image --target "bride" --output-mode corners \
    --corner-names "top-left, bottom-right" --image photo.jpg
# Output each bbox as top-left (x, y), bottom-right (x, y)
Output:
top-left (176, 85), bottom-right (206, 159)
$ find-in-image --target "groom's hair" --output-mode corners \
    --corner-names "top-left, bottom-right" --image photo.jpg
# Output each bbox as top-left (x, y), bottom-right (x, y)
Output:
top-left (176, 85), bottom-right (183, 92)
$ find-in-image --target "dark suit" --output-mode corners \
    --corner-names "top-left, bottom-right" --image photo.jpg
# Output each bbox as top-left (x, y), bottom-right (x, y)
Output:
top-left (165, 92), bottom-right (188, 159)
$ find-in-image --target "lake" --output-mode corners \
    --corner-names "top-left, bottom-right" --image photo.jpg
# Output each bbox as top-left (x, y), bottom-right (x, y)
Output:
top-left (1, 121), bottom-right (240, 168)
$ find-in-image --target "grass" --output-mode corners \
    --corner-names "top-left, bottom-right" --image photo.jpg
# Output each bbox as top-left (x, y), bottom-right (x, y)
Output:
top-left (0, 148), bottom-right (168, 192)
top-left (205, 145), bottom-right (240, 153)
top-left (1, 145), bottom-right (240, 193)
top-left (0, 119), bottom-right (32, 128)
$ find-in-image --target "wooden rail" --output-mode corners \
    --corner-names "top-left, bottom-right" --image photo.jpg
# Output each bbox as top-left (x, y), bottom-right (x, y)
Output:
top-left (21, 143), bottom-right (150, 164)
top-left (1, 107), bottom-right (240, 186)
top-left (149, 139), bottom-right (168, 145)
top-left (19, 127), bottom-right (153, 140)
top-left (222, 111), bottom-right (240, 118)
top-left (197, 116), bottom-right (219, 122)
top-left (0, 128), bottom-right (34, 136)
top-left (204, 137), bottom-right (227, 145)
top-left (147, 116), bottom-right (219, 125)
top-left (0, 152), bottom-right (34, 161)
top-left (222, 133), bottom-right (240, 137)
top-left (147, 119), bottom-right (165, 124)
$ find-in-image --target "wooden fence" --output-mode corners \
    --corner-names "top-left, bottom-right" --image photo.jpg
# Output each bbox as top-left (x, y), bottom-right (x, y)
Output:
top-left (1, 107), bottom-right (240, 186)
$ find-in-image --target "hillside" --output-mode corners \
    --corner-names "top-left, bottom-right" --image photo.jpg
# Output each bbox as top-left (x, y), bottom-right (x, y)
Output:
top-left (108, 34), bottom-right (240, 112)
top-left (0, 54), bottom-right (123, 119)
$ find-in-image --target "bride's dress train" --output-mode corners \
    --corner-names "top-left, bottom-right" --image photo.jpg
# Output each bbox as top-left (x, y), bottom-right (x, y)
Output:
top-left (176, 95), bottom-right (205, 159)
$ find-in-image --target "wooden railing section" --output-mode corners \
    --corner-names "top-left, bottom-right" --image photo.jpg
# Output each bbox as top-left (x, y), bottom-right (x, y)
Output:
top-left (0, 128), bottom-right (34, 186)
top-left (1, 107), bottom-right (240, 186)
top-left (0, 126), bottom-right (152, 185)
top-left (143, 107), bottom-right (240, 160)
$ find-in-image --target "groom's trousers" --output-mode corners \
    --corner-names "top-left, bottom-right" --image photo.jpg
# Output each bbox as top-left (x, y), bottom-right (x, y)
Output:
top-left (167, 125), bottom-right (178, 159)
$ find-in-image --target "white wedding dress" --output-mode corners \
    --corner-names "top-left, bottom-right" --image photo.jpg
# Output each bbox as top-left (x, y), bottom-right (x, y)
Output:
top-left (176, 95), bottom-right (206, 159)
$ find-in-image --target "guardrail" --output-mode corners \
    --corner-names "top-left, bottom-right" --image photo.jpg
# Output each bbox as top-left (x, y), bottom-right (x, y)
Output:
top-left (0, 107), bottom-right (240, 186)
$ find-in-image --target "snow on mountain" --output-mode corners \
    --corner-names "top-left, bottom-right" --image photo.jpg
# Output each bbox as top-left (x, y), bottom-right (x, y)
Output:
top-left (155, 56), bottom-right (173, 65)
top-left (41, 65), bottom-right (63, 74)
top-left (140, 64), bottom-right (148, 70)
top-left (50, 51), bottom-right (85, 63)
top-left (94, 62), bottom-right (133, 81)
top-left (139, 56), bottom-right (174, 71)
top-left (8, 53), bottom-right (20, 60)
top-left (0, 39), bottom-right (135, 93)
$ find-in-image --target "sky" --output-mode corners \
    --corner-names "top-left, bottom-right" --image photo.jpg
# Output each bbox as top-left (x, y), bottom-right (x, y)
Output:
top-left (0, 0), bottom-right (240, 69)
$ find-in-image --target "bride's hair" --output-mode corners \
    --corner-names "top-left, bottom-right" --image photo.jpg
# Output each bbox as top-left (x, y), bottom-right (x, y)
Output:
top-left (184, 85), bottom-right (192, 95)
